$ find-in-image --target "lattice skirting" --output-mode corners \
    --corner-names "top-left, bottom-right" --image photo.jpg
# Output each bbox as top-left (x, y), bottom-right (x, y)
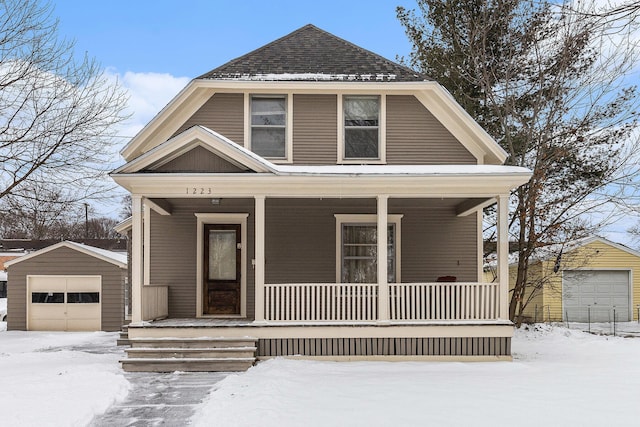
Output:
top-left (258, 337), bottom-right (511, 357)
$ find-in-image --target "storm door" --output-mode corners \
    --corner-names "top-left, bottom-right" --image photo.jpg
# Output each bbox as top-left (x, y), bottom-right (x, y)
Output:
top-left (203, 224), bottom-right (241, 315)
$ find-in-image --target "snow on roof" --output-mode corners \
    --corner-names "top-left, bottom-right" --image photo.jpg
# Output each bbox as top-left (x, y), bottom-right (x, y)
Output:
top-left (275, 164), bottom-right (530, 176)
top-left (212, 73), bottom-right (399, 82)
top-left (4, 241), bottom-right (127, 269)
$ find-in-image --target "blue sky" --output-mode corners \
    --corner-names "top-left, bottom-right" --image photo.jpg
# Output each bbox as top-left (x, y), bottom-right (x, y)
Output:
top-left (54, 0), bottom-right (417, 78)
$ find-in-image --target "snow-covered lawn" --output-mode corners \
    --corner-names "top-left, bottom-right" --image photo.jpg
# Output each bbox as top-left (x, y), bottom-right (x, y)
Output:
top-left (192, 324), bottom-right (640, 427)
top-left (0, 329), bottom-right (129, 426)
top-left (1, 323), bottom-right (639, 426)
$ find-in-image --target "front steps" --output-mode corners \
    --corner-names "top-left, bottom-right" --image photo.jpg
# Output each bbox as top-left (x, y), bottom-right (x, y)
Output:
top-left (121, 337), bottom-right (258, 372)
top-left (116, 325), bottom-right (130, 346)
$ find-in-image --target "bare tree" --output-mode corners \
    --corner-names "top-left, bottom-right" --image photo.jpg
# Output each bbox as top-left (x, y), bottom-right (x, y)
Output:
top-left (398, 0), bottom-right (640, 324)
top-left (0, 0), bottom-right (128, 205)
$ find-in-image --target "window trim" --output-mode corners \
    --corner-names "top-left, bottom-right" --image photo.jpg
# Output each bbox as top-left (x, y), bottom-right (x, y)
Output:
top-left (338, 95), bottom-right (386, 164)
top-left (245, 93), bottom-right (293, 163)
top-left (334, 214), bottom-right (402, 284)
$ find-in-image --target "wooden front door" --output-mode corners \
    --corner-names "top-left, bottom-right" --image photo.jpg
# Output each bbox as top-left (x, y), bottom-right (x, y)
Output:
top-left (203, 224), bottom-right (241, 315)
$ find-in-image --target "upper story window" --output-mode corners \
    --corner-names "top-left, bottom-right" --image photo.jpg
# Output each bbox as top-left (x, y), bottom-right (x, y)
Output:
top-left (250, 95), bottom-right (287, 159)
top-left (343, 95), bottom-right (380, 160)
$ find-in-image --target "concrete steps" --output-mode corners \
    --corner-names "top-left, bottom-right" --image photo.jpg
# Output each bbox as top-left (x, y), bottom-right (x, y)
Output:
top-left (121, 337), bottom-right (258, 372)
top-left (116, 325), bottom-right (130, 346)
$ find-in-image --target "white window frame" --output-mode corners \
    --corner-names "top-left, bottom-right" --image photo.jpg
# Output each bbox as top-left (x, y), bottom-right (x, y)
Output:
top-left (338, 95), bottom-right (386, 164)
top-left (244, 93), bottom-right (293, 163)
top-left (334, 214), bottom-right (402, 283)
top-left (195, 213), bottom-right (248, 318)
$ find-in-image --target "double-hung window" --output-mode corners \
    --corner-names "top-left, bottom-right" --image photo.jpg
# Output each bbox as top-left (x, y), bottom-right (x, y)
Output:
top-left (343, 95), bottom-right (380, 160)
top-left (336, 214), bottom-right (402, 284)
top-left (250, 95), bottom-right (287, 159)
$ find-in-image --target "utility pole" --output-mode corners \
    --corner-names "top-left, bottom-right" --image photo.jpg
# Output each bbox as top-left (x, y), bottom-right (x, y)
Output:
top-left (84, 203), bottom-right (89, 239)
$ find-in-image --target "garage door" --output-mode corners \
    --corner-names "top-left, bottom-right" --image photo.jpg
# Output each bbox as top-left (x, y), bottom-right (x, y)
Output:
top-left (27, 276), bottom-right (101, 331)
top-left (563, 270), bottom-right (630, 322)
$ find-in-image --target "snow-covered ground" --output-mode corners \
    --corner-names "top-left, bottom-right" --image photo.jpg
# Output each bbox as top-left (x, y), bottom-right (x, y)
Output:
top-left (192, 324), bottom-right (640, 427)
top-left (1, 323), bottom-right (639, 426)
top-left (0, 330), bottom-right (129, 426)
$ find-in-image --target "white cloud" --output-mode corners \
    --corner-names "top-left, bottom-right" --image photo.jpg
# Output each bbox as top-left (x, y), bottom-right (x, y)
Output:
top-left (105, 70), bottom-right (190, 143)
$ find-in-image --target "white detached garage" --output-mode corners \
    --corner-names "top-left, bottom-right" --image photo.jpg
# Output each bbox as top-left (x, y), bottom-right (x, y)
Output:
top-left (5, 241), bottom-right (127, 332)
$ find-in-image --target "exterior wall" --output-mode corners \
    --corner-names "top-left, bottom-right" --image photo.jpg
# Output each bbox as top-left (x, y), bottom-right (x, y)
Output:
top-left (264, 197), bottom-right (478, 284)
top-left (169, 93), bottom-right (476, 166)
top-left (148, 198), bottom-right (255, 318)
top-left (292, 94), bottom-right (338, 164)
top-left (152, 146), bottom-right (245, 173)
top-left (510, 240), bottom-right (640, 322)
top-left (147, 197), bottom-right (478, 319)
top-left (173, 93), bottom-right (244, 144)
top-left (6, 247), bottom-right (125, 331)
top-left (386, 95), bottom-right (476, 165)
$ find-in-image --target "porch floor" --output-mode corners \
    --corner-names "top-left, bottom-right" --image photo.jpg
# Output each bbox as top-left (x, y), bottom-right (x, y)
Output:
top-left (136, 318), bottom-right (513, 328)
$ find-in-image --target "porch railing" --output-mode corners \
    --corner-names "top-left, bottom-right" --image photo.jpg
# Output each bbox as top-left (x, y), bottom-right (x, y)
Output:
top-left (264, 283), bottom-right (378, 322)
top-left (263, 282), bottom-right (499, 322)
top-left (389, 282), bottom-right (499, 321)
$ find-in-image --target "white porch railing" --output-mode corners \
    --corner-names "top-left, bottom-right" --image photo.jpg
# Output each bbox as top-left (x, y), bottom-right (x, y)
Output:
top-left (263, 282), bottom-right (499, 322)
top-left (142, 285), bottom-right (169, 321)
top-left (264, 283), bottom-right (378, 322)
top-left (389, 282), bottom-right (499, 321)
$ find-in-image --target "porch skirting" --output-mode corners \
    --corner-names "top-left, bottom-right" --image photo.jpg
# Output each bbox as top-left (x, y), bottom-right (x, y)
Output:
top-left (127, 321), bottom-right (513, 361)
top-left (258, 336), bottom-right (510, 359)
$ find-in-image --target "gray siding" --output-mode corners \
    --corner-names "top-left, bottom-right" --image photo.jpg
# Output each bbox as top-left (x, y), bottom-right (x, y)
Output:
top-left (147, 197), bottom-right (477, 319)
top-left (174, 93), bottom-right (244, 144)
top-left (386, 95), bottom-right (477, 165)
top-left (266, 198), bottom-right (477, 284)
top-left (149, 198), bottom-right (255, 318)
top-left (389, 198), bottom-right (478, 282)
top-left (259, 337), bottom-right (510, 357)
top-left (6, 247), bottom-right (125, 331)
top-left (152, 146), bottom-right (246, 173)
top-left (292, 94), bottom-right (337, 164)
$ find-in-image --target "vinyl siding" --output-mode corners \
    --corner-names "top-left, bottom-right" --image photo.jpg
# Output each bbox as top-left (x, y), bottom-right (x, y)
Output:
top-left (292, 94), bottom-right (337, 164)
top-left (152, 146), bottom-right (246, 173)
top-left (386, 95), bottom-right (477, 165)
top-left (265, 198), bottom-right (478, 284)
top-left (148, 198), bottom-right (255, 318)
top-left (6, 247), bottom-right (125, 331)
top-left (173, 93), bottom-right (244, 144)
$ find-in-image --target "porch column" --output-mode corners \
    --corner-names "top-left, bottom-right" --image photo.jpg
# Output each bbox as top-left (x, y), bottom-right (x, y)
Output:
top-left (377, 195), bottom-right (389, 323)
top-left (143, 203), bottom-right (151, 286)
top-left (131, 195), bottom-right (144, 323)
top-left (497, 194), bottom-right (509, 320)
top-left (254, 195), bottom-right (266, 322)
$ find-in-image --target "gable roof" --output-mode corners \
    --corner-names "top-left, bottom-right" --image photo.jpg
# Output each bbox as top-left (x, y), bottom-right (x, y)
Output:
top-left (198, 24), bottom-right (426, 82)
top-left (4, 241), bottom-right (127, 269)
top-left (114, 125), bottom-right (278, 174)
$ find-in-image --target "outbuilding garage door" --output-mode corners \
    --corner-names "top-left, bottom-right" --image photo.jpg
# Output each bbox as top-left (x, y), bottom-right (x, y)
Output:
top-left (27, 275), bottom-right (101, 331)
top-left (563, 270), bottom-right (630, 322)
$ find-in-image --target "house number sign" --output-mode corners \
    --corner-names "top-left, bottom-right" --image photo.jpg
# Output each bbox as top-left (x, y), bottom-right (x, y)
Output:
top-left (186, 187), bottom-right (213, 195)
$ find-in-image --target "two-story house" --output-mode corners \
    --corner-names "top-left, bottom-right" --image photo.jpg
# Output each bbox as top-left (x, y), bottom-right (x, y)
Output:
top-left (111, 25), bottom-right (531, 371)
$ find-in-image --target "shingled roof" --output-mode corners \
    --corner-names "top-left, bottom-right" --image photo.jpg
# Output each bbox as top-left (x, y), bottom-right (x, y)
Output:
top-left (198, 24), bottom-right (427, 82)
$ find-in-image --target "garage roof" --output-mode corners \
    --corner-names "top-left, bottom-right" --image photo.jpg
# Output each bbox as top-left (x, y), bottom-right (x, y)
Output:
top-left (4, 241), bottom-right (127, 269)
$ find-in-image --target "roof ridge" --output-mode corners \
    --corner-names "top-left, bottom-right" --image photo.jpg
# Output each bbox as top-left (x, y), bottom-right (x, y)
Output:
top-left (197, 24), bottom-right (427, 82)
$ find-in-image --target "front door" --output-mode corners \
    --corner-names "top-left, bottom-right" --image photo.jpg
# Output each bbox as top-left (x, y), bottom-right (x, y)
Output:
top-left (203, 224), bottom-right (241, 315)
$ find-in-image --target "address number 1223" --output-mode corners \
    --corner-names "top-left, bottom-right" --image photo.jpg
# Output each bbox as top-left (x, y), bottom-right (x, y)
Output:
top-left (187, 187), bottom-right (212, 195)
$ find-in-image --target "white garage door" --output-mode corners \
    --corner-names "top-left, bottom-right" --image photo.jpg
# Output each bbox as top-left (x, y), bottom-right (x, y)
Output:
top-left (563, 270), bottom-right (630, 322)
top-left (27, 276), bottom-right (101, 331)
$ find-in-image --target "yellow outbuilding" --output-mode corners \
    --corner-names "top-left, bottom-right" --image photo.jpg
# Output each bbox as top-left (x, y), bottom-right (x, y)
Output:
top-left (486, 237), bottom-right (640, 323)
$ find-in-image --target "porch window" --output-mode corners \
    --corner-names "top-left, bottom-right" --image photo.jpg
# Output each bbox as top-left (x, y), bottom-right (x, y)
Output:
top-left (343, 95), bottom-right (380, 159)
top-left (250, 95), bottom-right (287, 159)
top-left (340, 223), bottom-right (397, 283)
